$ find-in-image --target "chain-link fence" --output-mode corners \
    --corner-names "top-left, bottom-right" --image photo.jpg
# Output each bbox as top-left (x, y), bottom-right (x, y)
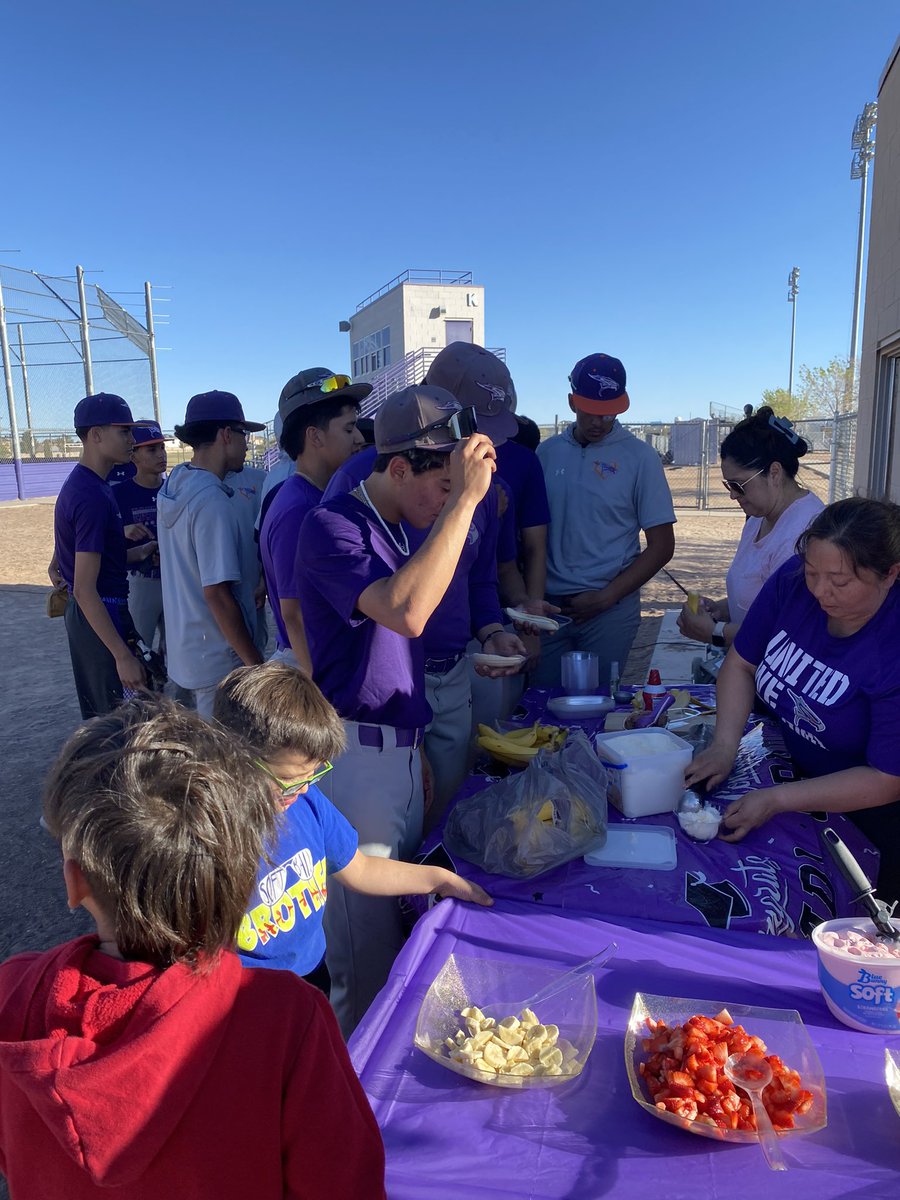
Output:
top-left (621, 415), bottom-right (857, 509)
top-left (0, 263), bottom-right (159, 500)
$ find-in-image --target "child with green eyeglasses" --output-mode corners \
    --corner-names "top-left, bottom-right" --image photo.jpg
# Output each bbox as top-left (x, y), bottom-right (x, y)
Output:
top-left (214, 662), bottom-right (491, 996)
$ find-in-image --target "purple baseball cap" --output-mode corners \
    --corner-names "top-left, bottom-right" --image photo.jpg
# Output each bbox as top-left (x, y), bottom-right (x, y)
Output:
top-left (425, 343), bottom-right (518, 445)
top-left (375, 385), bottom-right (462, 453)
top-left (568, 353), bottom-right (630, 416)
top-left (181, 390), bottom-right (266, 431)
top-left (131, 421), bottom-right (165, 446)
top-left (73, 393), bottom-right (141, 429)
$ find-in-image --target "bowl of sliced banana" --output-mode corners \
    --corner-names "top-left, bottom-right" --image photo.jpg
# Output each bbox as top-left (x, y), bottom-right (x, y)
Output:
top-left (414, 951), bottom-right (598, 1088)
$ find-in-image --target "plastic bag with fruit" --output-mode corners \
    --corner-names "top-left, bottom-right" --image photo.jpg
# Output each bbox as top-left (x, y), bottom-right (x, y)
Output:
top-left (444, 730), bottom-right (608, 878)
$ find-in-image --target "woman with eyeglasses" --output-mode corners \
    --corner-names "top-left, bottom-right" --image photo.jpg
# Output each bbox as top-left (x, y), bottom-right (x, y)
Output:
top-left (685, 497), bottom-right (900, 902)
top-left (677, 407), bottom-right (823, 649)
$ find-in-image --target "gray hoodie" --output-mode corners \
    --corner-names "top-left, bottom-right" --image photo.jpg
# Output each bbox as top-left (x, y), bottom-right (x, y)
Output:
top-left (157, 463), bottom-right (259, 689)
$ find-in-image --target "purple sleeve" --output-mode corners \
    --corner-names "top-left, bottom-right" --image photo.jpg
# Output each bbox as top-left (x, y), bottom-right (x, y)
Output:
top-left (733, 559), bottom-right (793, 666)
top-left (867, 683), bottom-right (900, 776)
top-left (496, 480), bottom-right (518, 564)
top-left (514, 452), bottom-right (551, 529)
top-left (468, 488), bottom-right (504, 633)
top-left (72, 493), bottom-right (116, 555)
top-left (299, 506), bottom-right (392, 623)
top-left (270, 516), bottom-right (305, 600)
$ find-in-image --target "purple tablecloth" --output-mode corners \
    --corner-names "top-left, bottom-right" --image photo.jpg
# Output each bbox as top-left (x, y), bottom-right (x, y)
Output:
top-left (350, 898), bottom-right (898, 1200)
top-left (410, 687), bottom-right (879, 939)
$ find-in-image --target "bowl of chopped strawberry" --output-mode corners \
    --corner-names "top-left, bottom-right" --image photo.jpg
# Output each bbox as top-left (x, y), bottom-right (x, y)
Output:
top-left (625, 994), bottom-right (826, 1142)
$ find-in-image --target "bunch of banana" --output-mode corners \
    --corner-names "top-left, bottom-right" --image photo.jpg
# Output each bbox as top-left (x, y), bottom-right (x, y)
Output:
top-left (476, 722), bottom-right (567, 766)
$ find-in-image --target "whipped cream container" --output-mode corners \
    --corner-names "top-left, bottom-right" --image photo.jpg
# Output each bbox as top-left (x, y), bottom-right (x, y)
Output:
top-left (812, 917), bottom-right (900, 1033)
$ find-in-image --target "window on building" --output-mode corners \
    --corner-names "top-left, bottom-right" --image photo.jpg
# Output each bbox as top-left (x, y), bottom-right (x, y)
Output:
top-left (870, 345), bottom-right (900, 498)
top-left (351, 327), bottom-right (391, 377)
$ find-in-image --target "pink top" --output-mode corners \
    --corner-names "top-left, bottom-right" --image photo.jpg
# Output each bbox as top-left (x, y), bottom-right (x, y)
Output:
top-left (725, 490), bottom-right (823, 621)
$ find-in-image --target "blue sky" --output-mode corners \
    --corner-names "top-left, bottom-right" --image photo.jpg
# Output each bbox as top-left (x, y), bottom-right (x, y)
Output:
top-left (4, 2), bottom-right (898, 426)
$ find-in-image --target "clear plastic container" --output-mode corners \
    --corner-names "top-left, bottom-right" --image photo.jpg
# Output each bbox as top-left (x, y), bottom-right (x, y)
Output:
top-left (414, 952), bottom-right (597, 1088)
top-left (593, 727), bottom-right (694, 818)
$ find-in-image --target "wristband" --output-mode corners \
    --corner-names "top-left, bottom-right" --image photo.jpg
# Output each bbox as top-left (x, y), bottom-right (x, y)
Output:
top-left (478, 626), bottom-right (502, 647)
top-left (710, 621), bottom-right (727, 648)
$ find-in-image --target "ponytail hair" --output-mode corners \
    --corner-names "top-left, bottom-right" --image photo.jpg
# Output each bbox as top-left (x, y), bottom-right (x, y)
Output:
top-left (720, 406), bottom-right (808, 478)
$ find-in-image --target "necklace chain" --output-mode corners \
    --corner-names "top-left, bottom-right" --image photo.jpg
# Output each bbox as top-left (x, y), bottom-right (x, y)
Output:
top-left (357, 480), bottom-right (410, 557)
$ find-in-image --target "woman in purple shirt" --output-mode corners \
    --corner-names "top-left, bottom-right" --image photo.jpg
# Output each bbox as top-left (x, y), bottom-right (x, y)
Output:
top-left (686, 497), bottom-right (900, 901)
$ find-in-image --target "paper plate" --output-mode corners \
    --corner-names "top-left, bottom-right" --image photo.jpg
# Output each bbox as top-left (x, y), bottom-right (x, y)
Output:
top-left (504, 608), bottom-right (572, 632)
top-left (547, 695), bottom-right (615, 719)
top-left (469, 653), bottom-right (527, 669)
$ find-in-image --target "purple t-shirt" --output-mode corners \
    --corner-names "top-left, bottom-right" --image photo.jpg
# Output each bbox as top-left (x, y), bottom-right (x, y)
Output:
top-left (326, 449), bottom-right (505, 655)
top-left (495, 439), bottom-right (550, 530)
top-left (114, 478), bottom-right (161, 580)
top-left (260, 472), bottom-right (323, 649)
top-left (410, 482), bottom-right (503, 658)
top-left (734, 556), bottom-right (900, 779)
top-left (323, 445), bottom-right (376, 499)
top-left (297, 493), bottom-right (430, 729)
top-left (54, 464), bottom-right (128, 598)
top-left (495, 476), bottom-right (518, 564)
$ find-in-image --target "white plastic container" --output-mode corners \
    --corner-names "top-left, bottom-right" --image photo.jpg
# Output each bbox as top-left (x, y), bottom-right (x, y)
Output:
top-left (811, 917), bottom-right (900, 1034)
top-left (593, 728), bottom-right (693, 818)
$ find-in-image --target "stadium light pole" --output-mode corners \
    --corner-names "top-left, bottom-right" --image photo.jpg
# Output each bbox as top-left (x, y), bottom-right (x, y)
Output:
top-left (787, 267), bottom-right (800, 397)
top-left (848, 102), bottom-right (877, 401)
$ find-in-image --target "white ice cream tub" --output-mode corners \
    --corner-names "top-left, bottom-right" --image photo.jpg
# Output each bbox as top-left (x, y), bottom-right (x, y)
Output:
top-left (811, 917), bottom-right (900, 1034)
top-left (593, 728), bottom-right (693, 819)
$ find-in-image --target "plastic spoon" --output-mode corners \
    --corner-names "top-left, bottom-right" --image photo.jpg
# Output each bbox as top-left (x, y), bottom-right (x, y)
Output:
top-left (724, 1053), bottom-right (788, 1172)
top-left (482, 942), bottom-right (617, 1021)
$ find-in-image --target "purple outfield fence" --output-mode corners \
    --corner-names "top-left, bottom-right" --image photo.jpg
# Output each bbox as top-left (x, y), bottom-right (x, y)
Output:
top-left (0, 460), bottom-right (77, 502)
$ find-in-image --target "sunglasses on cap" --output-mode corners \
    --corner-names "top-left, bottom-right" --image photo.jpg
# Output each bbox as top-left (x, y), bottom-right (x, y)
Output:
top-left (722, 466), bottom-right (766, 496)
top-left (381, 406), bottom-right (479, 449)
top-left (255, 758), bottom-right (334, 798)
top-left (316, 374), bottom-right (352, 394)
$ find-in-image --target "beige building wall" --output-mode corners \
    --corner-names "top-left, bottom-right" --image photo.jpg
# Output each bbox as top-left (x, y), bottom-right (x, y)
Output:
top-left (856, 36), bottom-right (900, 499)
top-left (348, 279), bottom-right (485, 382)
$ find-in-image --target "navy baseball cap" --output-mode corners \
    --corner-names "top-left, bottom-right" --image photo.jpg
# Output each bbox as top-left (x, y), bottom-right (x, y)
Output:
top-left (131, 421), bottom-right (165, 446)
top-left (568, 354), bottom-right (630, 416)
top-left (375, 385), bottom-right (461, 453)
top-left (181, 390), bottom-right (265, 431)
top-left (73, 393), bottom-right (140, 429)
top-left (425, 343), bottom-right (518, 445)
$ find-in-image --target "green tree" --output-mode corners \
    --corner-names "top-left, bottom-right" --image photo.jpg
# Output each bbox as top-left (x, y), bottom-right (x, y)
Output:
top-left (758, 387), bottom-right (812, 422)
top-left (797, 356), bottom-right (858, 416)
top-left (760, 356), bottom-right (860, 422)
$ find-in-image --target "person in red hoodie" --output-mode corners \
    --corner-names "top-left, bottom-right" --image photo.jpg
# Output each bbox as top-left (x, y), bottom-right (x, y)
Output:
top-left (0, 698), bottom-right (386, 1200)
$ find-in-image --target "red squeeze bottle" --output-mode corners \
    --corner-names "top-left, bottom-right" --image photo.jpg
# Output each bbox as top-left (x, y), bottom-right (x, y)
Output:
top-left (642, 668), bottom-right (666, 711)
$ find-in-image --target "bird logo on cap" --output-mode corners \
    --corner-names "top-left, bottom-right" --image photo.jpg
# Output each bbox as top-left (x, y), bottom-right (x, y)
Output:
top-left (587, 373), bottom-right (621, 394)
top-left (474, 380), bottom-right (508, 413)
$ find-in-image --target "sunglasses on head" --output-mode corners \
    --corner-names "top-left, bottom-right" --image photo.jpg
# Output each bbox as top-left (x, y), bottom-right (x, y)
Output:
top-left (722, 466), bottom-right (766, 496)
top-left (255, 759), bottom-right (333, 797)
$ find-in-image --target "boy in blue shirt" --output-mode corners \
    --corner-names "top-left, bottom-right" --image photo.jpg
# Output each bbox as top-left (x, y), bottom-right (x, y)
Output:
top-left (213, 661), bottom-right (491, 995)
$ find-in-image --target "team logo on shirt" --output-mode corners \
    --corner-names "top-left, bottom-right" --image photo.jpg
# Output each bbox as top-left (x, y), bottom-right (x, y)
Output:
top-left (467, 523), bottom-right (479, 545)
top-left (786, 688), bottom-right (827, 734)
top-left (237, 846), bottom-right (327, 953)
top-left (238, 486), bottom-right (258, 500)
top-left (754, 629), bottom-right (850, 750)
top-left (592, 460), bottom-right (619, 480)
top-left (587, 372), bottom-right (621, 394)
